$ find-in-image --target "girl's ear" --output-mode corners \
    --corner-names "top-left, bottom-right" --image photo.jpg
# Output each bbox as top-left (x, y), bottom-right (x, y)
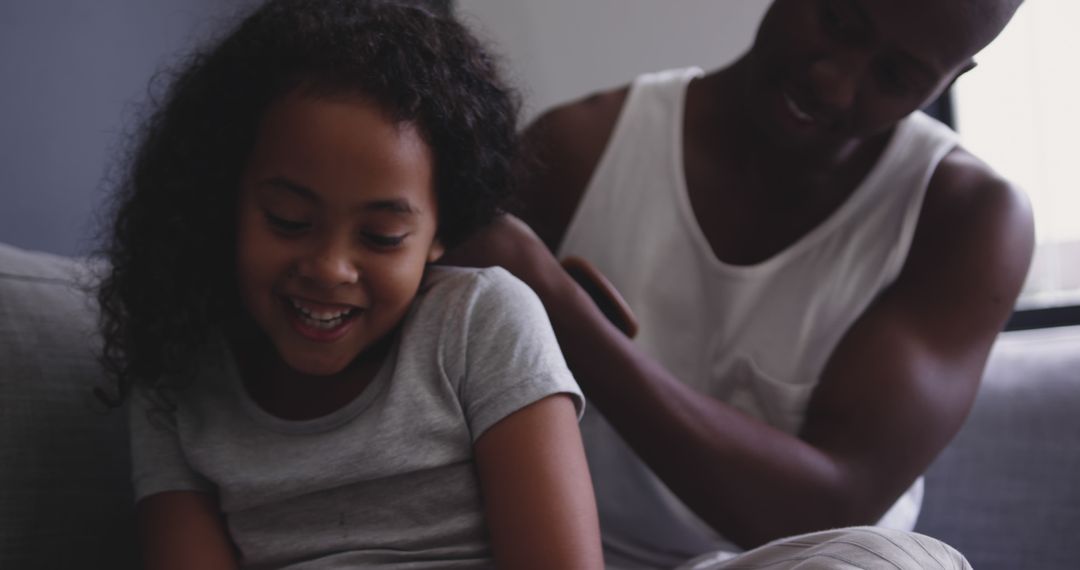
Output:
top-left (427, 239), bottom-right (446, 263)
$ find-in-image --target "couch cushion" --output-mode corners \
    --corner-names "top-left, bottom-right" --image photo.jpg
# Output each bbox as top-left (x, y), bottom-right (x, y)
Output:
top-left (0, 243), bottom-right (137, 568)
top-left (917, 325), bottom-right (1080, 569)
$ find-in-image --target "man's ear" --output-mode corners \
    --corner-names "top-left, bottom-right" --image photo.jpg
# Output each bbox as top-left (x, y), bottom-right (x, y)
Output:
top-left (427, 239), bottom-right (446, 263)
top-left (931, 60), bottom-right (977, 108)
top-left (948, 60), bottom-right (979, 89)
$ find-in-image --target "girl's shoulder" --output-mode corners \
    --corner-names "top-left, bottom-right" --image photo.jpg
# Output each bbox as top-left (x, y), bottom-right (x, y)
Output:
top-left (408, 265), bottom-right (549, 340)
top-left (418, 265), bottom-right (538, 308)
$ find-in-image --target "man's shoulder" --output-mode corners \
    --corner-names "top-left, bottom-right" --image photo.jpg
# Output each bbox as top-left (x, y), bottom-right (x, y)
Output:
top-left (526, 85), bottom-right (630, 154)
top-left (899, 145), bottom-right (1034, 301)
top-left (528, 66), bottom-right (703, 145)
top-left (926, 146), bottom-right (1031, 235)
top-left (519, 85), bottom-right (630, 249)
top-left (419, 266), bottom-right (538, 314)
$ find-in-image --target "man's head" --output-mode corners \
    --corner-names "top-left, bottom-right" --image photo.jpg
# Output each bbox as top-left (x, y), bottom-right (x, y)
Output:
top-left (743, 0), bottom-right (1022, 149)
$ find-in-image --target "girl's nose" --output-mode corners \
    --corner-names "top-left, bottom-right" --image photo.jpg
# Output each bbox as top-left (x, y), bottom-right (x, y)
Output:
top-left (295, 240), bottom-right (359, 288)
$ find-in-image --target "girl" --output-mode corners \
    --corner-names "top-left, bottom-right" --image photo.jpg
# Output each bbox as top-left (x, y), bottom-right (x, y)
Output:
top-left (97, 1), bottom-right (602, 568)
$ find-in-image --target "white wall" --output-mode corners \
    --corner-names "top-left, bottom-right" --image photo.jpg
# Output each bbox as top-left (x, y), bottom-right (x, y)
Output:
top-left (1, 1), bottom-right (771, 256)
top-left (0, 0), bottom-right (255, 256)
top-left (456, 0), bottom-right (771, 121)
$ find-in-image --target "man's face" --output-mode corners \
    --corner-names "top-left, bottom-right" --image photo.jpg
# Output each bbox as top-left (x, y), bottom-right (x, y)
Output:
top-left (744, 0), bottom-right (1009, 150)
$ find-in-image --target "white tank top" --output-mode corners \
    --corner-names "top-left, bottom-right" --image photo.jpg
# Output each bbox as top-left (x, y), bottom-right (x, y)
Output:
top-left (559, 67), bottom-right (960, 567)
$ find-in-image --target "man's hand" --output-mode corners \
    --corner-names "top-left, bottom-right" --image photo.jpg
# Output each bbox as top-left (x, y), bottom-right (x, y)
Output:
top-left (440, 214), bottom-right (563, 292)
top-left (443, 215), bottom-right (639, 337)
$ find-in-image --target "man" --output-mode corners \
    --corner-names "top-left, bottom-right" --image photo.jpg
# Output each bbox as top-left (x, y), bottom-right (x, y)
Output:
top-left (449, 0), bottom-right (1031, 567)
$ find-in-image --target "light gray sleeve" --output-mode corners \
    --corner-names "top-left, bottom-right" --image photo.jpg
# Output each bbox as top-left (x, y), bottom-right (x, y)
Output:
top-left (456, 267), bottom-right (584, 442)
top-left (129, 384), bottom-right (213, 502)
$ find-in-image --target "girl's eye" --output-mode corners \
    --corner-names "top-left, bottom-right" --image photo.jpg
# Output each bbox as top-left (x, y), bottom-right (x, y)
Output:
top-left (264, 211), bottom-right (310, 233)
top-left (363, 233), bottom-right (406, 248)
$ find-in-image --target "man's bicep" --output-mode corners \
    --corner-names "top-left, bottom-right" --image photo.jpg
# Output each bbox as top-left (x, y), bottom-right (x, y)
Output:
top-left (884, 155), bottom-right (1034, 353)
top-left (799, 165), bottom-right (1034, 517)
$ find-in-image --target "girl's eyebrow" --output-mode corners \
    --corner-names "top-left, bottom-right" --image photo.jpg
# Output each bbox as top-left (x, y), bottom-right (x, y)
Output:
top-left (260, 176), bottom-right (420, 216)
top-left (262, 176), bottom-right (318, 202)
top-left (365, 199), bottom-right (420, 216)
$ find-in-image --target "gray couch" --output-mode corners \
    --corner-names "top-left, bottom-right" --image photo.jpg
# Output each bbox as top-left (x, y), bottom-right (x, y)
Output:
top-left (2, 241), bottom-right (1078, 569)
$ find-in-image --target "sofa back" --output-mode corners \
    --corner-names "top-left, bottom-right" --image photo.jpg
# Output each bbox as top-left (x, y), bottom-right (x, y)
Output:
top-left (0, 243), bottom-right (137, 569)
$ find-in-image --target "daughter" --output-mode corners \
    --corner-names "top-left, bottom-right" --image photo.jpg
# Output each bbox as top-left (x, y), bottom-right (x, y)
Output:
top-left (97, 1), bottom-right (601, 568)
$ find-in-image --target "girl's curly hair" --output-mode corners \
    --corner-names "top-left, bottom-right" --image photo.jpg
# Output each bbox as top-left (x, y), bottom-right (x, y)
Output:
top-left (96, 0), bottom-right (520, 405)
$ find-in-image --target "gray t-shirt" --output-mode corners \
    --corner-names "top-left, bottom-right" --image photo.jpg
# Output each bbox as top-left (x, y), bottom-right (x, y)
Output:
top-left (130, 266), bottom-right (584, 569)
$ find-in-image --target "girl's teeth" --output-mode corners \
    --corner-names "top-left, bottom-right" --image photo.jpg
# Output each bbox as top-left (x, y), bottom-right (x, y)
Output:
top-left (289, 298), bottom-right (355, 324)
top-left (301, 313), bottom-right (344, 330)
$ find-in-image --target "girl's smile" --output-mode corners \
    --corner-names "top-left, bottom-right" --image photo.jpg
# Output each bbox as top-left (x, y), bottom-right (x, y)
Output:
top-left (283, 295), bottom-right (362, 340)
top-left (234, 91), bottom-right (444, 379)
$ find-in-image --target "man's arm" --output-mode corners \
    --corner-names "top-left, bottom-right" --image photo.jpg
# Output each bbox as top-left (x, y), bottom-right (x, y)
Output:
top-left (459, 99), bottom-right (1033, 548)
top-left (796, 148), bottom-right (1035, 526)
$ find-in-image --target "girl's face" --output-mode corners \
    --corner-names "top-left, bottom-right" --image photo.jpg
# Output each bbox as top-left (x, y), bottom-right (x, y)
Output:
top-left (235, 92), bottom-right (444, 377)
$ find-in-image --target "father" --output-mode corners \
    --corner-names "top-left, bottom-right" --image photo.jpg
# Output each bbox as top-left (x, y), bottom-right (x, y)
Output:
top-left (453, 0), bottom-right (1032, 567)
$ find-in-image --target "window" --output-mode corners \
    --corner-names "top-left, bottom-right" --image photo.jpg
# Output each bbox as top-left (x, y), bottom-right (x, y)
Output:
top-left (952, 0), bottom-right (1080, 324)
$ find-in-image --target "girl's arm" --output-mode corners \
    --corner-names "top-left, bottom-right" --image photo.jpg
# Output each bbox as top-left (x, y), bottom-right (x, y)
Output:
top-left (137, 491), bottom-right (239, 570)
top-left (473, 394), bottom-right (603, 570)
